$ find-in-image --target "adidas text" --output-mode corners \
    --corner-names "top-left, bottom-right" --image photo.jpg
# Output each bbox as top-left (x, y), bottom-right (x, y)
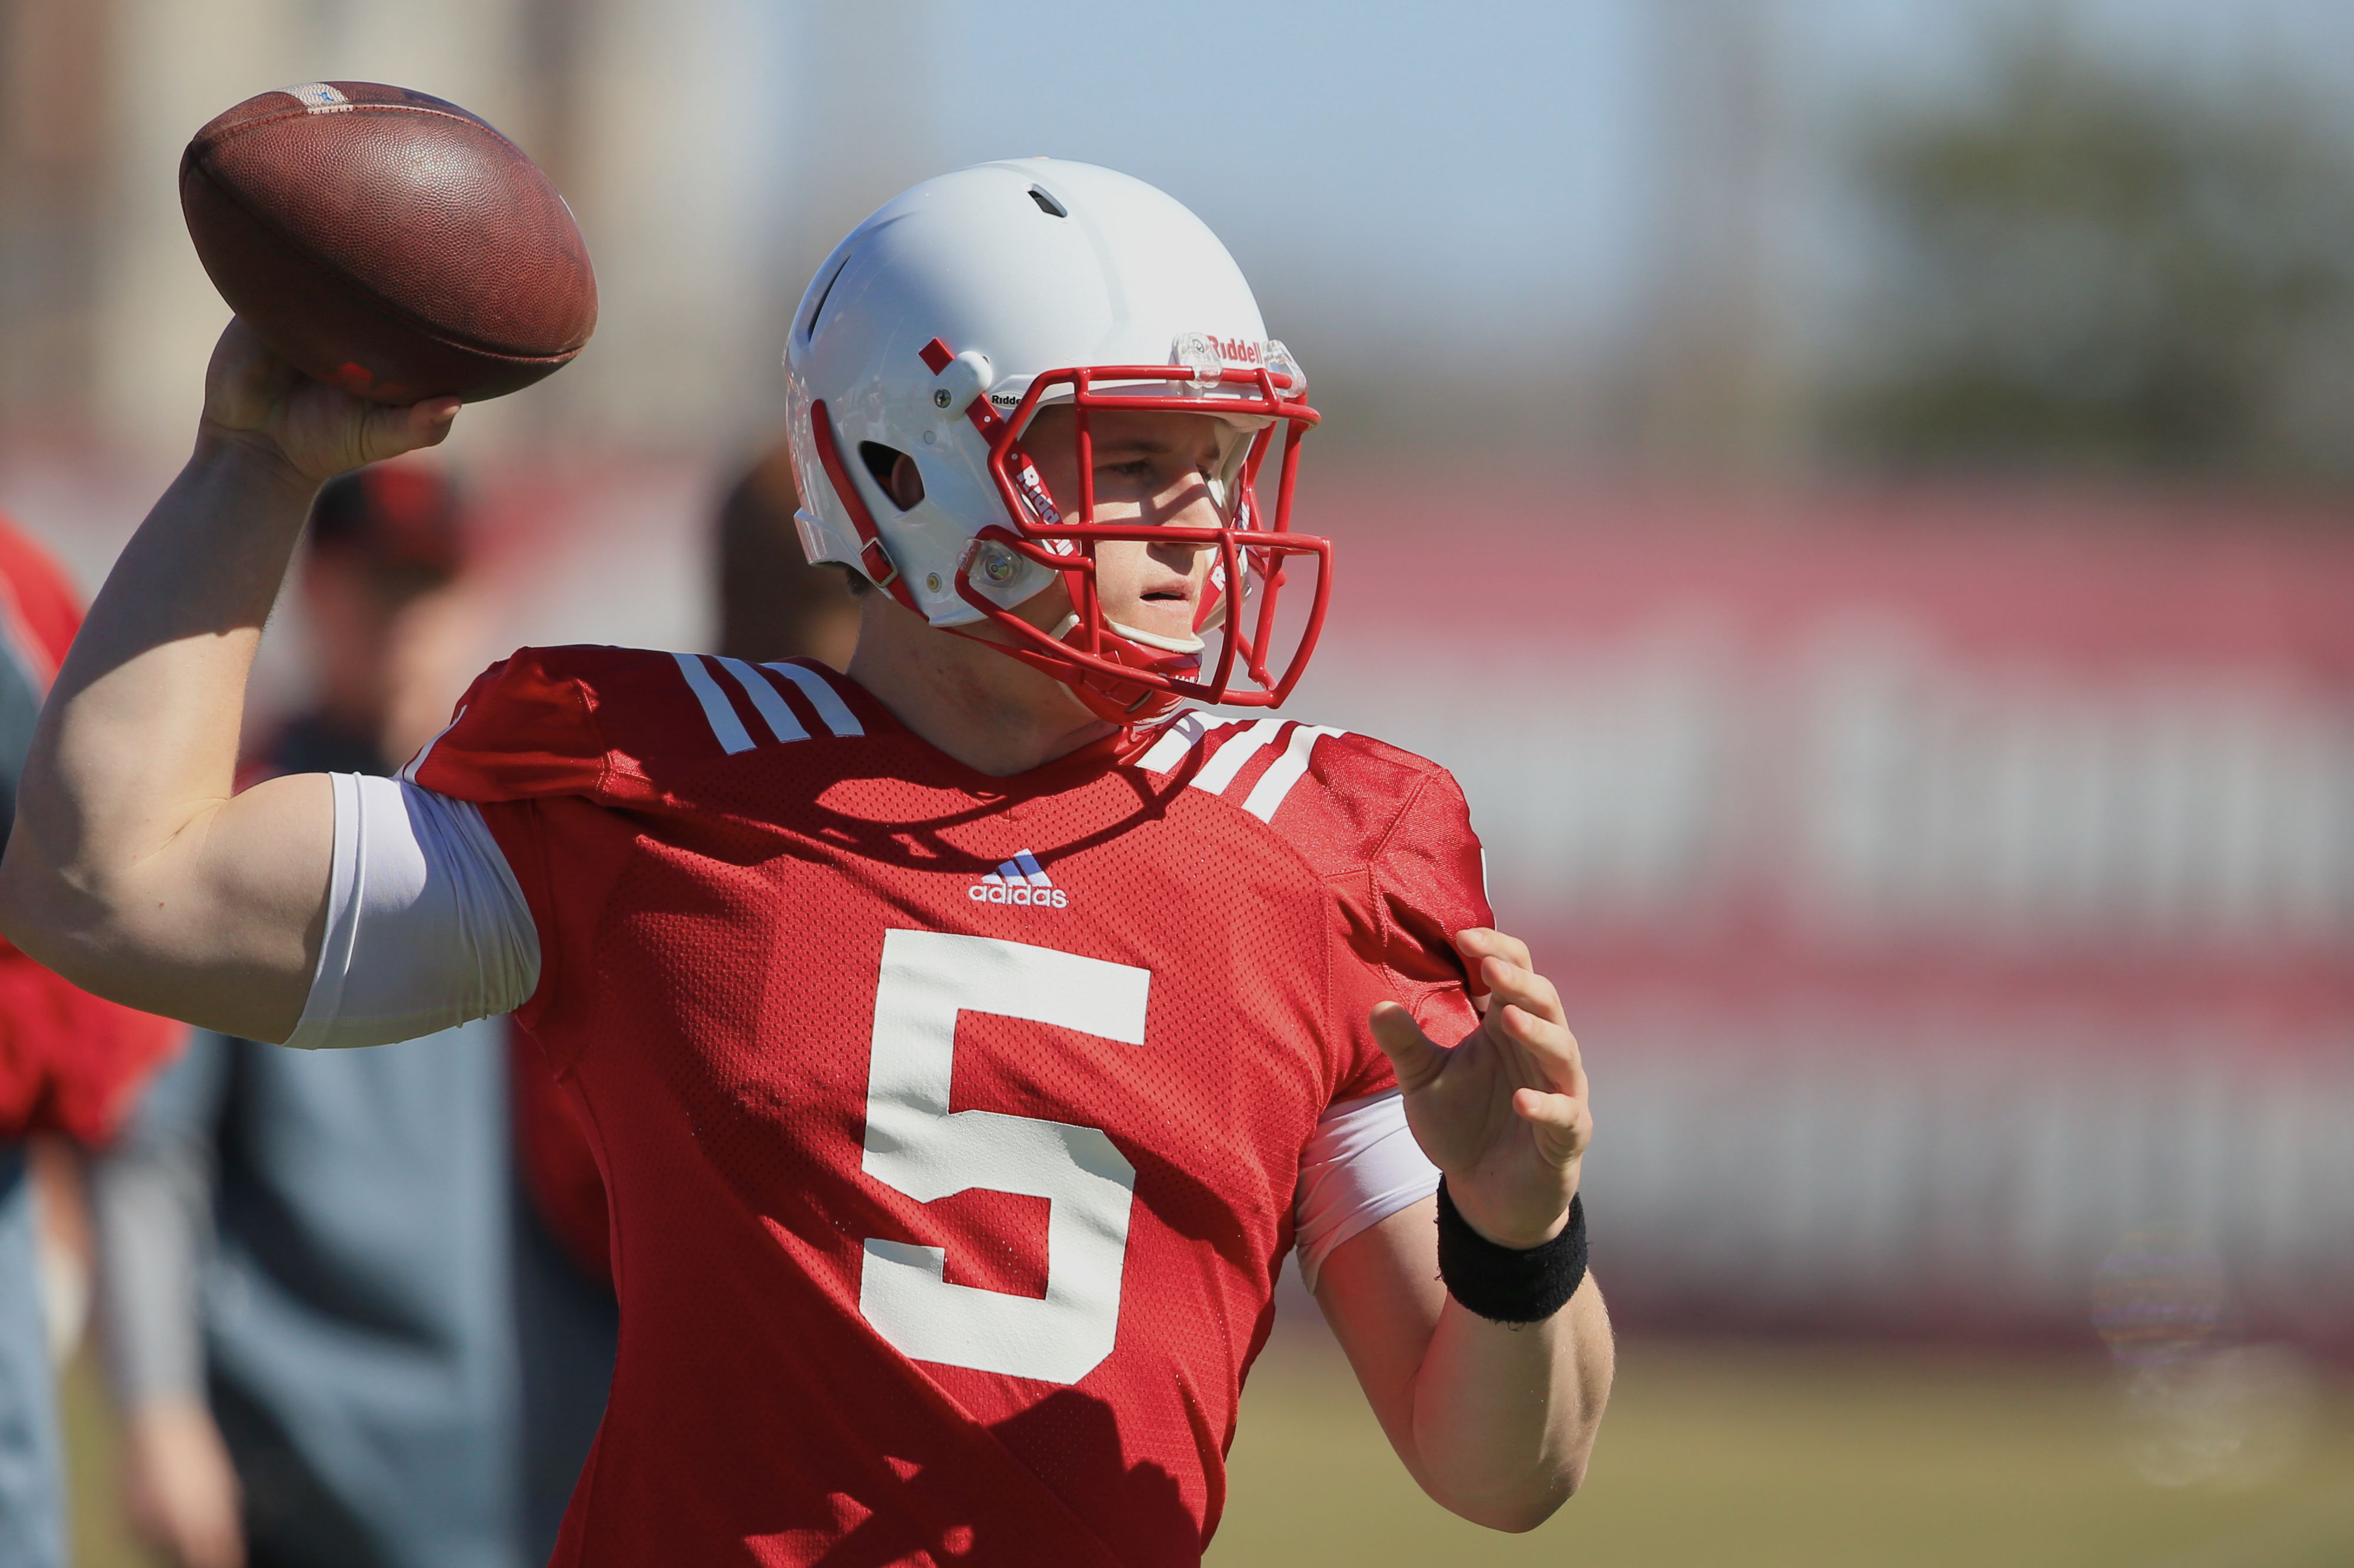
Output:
top-left (970, 849), bottom-right (1066, 910)
top-left (969, 883), bottom-right (1069, 908)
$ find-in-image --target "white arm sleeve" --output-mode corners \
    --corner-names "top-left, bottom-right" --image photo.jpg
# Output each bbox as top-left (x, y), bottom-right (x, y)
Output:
top-left (283, 774), bottom-right (542, 1049)
top-left (1292, 1088), bottom-right (1441, 1292)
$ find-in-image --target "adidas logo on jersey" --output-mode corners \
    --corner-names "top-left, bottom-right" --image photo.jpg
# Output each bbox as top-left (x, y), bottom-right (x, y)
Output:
top-left (969, 850), bottom-right (1068, 909)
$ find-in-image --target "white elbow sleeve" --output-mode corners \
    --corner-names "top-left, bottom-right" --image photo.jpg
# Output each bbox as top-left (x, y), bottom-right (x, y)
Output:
top-left (284, 774), bottom-right (541, 1048)
top-left (1292, 1089), bottom-right (1441, 1292)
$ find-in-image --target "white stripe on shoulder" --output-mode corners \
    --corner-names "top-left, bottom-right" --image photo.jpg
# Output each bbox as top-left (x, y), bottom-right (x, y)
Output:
top-left (713, 656), bottom-right (809, 743)
top-left (1189, 716), bottom-right (1285, 795)
top-left (398, 705), bottom-right (467, 783)
top-left (1136, 710), bottom-right (1241, 773)
top-left (1241, 724), bottom-right (1348, 822)
top-left (763, 661), bottom-right (864, 737)
top-left (672, 651), bottom-right (754, 754)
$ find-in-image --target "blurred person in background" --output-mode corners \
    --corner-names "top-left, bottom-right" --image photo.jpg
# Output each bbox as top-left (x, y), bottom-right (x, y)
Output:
top-left (87, 465), bottom-right (607, 1568)
top-left (0, 511), bottom-right (183, 1568)
top-left (712, 442), bottom-right (857, 670)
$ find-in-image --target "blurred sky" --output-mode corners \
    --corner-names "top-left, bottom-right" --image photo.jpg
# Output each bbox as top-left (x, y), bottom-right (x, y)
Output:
top-left (796, 0), bottom-right (2354, 373)
top-left (18, 0), bottom-right (2354, 467)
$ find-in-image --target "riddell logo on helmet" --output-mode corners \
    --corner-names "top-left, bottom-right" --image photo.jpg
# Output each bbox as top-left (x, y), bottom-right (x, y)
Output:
top-left (1211, 337), bottom-right (1261, 365)
top-left (969, 850), bottom-right (1069, 909)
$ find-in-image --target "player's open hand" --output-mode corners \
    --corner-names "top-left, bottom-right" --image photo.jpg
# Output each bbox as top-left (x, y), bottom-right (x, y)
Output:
top-left (198, 317), bottom-right (460, 485)
top-left (1369, 928), bottom-right (1590, 1250)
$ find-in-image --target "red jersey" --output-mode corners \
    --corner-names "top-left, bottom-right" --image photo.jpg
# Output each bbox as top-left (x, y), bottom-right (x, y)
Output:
top-left (0, 514), bottom-right (182, 1144)
top-left (413, 647), bottom-right (1489, 1567)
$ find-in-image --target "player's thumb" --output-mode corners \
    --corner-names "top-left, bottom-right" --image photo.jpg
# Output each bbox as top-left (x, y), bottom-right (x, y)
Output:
top-left (359, 396), bottom-right (461, 465)
top-left (1369, 1001), bottom-right (1445, 1094)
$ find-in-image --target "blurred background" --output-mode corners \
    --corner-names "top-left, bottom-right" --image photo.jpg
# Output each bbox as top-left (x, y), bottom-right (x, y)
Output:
top-left (4, 1), bottom-right (2353, 1563)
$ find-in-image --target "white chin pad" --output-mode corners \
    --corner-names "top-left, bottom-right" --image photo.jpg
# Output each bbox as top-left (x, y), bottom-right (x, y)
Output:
top-left (1108, 619), bottom-right (1206, 655)
top-left (1050, 611), bottom-right (1205, 657)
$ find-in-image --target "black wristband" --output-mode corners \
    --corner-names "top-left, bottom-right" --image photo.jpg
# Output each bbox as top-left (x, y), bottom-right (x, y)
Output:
top-left (1434, 1180), bottom-right (1587, 1324)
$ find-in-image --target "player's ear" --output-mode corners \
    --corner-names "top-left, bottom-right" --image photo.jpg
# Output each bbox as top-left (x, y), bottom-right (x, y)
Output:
top-left (858, 442), bottom-right (925, 511)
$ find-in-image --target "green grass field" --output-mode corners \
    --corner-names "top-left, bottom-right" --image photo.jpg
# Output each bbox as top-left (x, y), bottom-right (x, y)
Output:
top-left (62, 1324), bottom-right (2354, 1566)
top-left (1212, 1320), bottom-right (2354, 1568)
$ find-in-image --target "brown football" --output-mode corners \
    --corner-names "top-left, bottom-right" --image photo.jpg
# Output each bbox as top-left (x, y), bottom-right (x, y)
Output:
top-left (181, 81), bottom-right (597, 404)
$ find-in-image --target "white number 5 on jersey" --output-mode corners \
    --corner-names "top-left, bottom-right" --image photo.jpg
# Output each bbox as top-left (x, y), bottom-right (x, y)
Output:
top-left (858, 929), bottom-right (1149, 1384)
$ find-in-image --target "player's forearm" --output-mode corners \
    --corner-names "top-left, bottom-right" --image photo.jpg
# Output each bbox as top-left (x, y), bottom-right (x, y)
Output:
top-left (0, 435), bottom-right (318, 998)
top-left (1409, 1274), bottom-right (1613, 1532)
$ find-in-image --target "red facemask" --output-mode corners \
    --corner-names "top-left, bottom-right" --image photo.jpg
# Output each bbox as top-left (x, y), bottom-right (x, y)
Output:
top-left (807, 340), bottom-right (1331, 728)
top-left (929, 341), bottom-right (1331, 725)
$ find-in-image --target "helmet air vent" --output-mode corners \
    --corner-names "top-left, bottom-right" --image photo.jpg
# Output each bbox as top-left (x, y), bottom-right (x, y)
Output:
top-left (1027, 185), bottom-right (1068, 218)
top-left (858, 442), bottom-right (925, 511)
top-left (804, 255), bottom-right (850, 340)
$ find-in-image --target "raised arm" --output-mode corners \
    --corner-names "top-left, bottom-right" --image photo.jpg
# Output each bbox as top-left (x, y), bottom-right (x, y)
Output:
top-left (0, 322), bottom-right (458, 1040)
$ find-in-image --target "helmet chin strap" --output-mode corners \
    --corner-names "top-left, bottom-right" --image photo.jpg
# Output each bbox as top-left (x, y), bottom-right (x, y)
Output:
top-left (1036, 611), bottom-right (1200, 725)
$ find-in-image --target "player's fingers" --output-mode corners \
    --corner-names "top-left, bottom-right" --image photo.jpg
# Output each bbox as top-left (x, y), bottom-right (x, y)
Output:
top-left (1494, 1003), bottom-right (1585, 1094)
top-left (205, 315), bottom-right (285, 385)
top-left (354, 397), bottom-right (460, 465)
top-left (1456, 926), bottom-right (1533, 974)
top-left (201, 318), bottom-right (301, 432)
top-left (1369, 1001), bottom-right (1447, 1095)
top-left (1512, 1087), bottom-right (1591, 1164)
top-left (1480, 954), bottom-right (1565, 1027)
top-left (403, 397), bottom-right (463, 450)
top-left (416, 397), bottom-right (463, 447)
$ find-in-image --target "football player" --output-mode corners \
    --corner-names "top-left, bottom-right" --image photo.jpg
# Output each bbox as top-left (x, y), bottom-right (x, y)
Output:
top-left (0, 160), bottom-right (1612, 1565)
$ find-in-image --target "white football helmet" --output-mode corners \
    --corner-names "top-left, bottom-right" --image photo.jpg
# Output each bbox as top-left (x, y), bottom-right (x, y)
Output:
top-left (783, 158), bottom-right (1327, 723)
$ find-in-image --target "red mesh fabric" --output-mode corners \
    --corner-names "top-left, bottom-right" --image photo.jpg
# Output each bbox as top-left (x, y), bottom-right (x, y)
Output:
top-left (414, 648), bottom-right (1488, 1566)
top-left (510, 1023), bottom-right (612, 1285)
